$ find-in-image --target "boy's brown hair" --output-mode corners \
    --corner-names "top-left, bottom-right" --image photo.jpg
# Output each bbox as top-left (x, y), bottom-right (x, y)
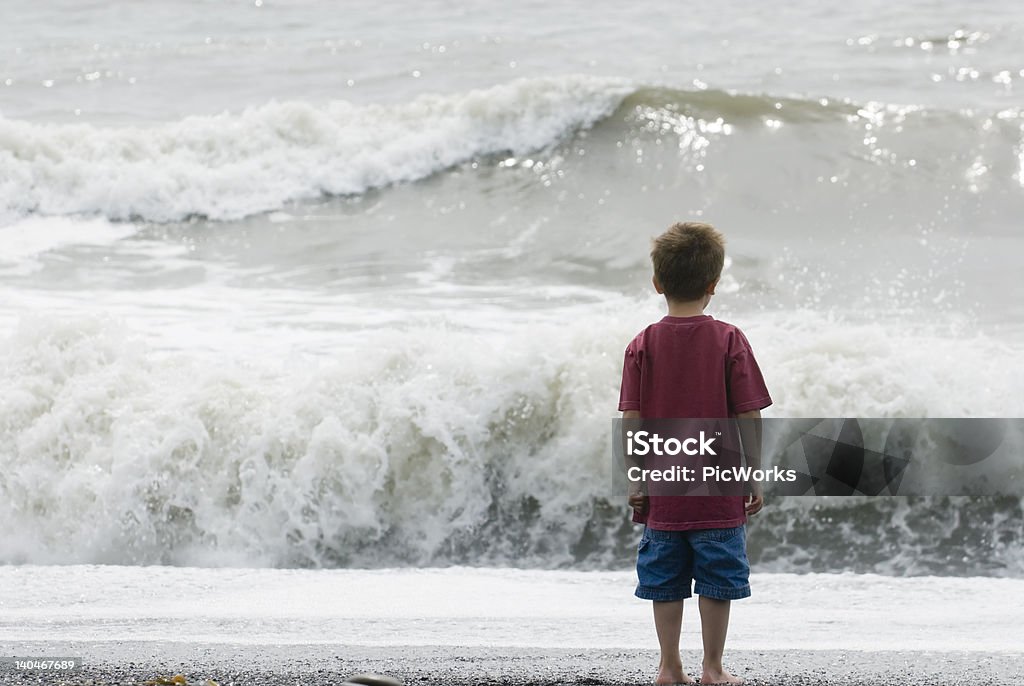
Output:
top-left (650, 221), bottom-right (725, 301)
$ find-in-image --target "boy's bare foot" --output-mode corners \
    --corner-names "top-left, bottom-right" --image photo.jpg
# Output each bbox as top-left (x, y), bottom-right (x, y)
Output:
top-left (698, 666), bottom-right (744, 685)
top-left (655, 662), bottom-right (695, 685)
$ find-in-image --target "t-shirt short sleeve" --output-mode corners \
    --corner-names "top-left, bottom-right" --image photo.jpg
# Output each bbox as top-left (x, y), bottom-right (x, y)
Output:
top-left (727, 328), bottom-right (772, 414)
top-left (618, 338), bottom-right (642, 412)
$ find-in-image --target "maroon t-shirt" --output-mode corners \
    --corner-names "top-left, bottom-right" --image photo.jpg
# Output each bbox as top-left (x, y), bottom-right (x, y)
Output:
top-left (618, 314), bottom-right (772, 530)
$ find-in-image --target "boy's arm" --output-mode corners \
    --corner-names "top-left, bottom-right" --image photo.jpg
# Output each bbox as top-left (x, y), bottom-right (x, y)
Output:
top-left (737, 409), bottom-right (764, 515)
top-left (621, 410), bottom-right (647, 513)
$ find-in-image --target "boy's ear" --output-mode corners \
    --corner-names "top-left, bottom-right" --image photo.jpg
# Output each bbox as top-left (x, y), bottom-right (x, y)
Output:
top-left (706, 277), bottom-right (719, 295)
top-left (652, 275), bottom-right (665, 295)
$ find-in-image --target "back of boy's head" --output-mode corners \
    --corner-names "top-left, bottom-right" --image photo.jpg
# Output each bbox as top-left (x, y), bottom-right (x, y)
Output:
top-left (650, 222), bottom-right (725, 301)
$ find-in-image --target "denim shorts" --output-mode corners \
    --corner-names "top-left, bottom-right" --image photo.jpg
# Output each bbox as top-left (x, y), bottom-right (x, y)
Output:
top-left (635, 526), bottom-right (751, 601)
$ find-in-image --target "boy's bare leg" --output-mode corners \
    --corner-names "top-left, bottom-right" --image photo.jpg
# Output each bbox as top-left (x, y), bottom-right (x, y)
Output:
top-left (652, 600), bottom-right (694, 684)
top-left (697, 596), bottom-right (743, 684)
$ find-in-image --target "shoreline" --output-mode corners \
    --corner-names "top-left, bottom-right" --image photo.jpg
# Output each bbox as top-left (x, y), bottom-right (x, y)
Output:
top-left (1, 643), bottom-right (1021, 686)
top-left (4, 568), bottom-right (1022, 653)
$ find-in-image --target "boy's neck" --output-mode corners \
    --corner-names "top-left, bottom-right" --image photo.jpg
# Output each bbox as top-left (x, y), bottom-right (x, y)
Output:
top-left (665, 297), bottom-right (709, 318)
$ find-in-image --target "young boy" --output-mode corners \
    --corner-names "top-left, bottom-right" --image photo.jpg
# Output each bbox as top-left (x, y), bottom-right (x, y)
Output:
top-left (619, 221), bottom-right (771, 685)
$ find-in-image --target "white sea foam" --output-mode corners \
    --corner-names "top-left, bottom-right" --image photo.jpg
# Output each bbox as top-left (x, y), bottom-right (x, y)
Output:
top-left (0, 215), bottom-right (138, 263)
top-left (0, 75), bottom-right (633, 223)
top-left (1, 309), bottom-right (1021, 572)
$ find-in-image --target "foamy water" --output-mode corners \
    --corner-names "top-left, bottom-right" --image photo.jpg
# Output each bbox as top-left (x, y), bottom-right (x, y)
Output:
top-left (2, 0), bottom-right (1023, 576)
top-left (1, 566), bottom-right (1021, 651)
top-left (1, 310), bottom-right (1021, 573)
top-left (0, 76), bottom-right (631, 222)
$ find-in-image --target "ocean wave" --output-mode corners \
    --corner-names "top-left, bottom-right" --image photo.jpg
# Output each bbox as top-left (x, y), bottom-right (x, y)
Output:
top-left (0, 75), bottom-right (634, 223)
top-left (1, 311), bottom-right (1021, 573)
top-left (2, 78), bottom-right (1021, 225)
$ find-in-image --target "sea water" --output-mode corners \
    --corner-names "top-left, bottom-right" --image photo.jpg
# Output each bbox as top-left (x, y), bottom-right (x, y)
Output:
top-left (1, 1), bottom-right (1023, 575)
top-left (2, 566), bottom-right (1022, 651)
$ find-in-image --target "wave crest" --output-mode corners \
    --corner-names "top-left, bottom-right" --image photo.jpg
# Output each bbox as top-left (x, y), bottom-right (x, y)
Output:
top-left (0, 75), bottom-right (633, 223)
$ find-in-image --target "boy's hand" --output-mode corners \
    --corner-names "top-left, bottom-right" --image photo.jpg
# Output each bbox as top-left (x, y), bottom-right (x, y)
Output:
top-left (744, 493), bottom-right (764, 516)
top-left (628, 486), bottom-right (648, 514)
